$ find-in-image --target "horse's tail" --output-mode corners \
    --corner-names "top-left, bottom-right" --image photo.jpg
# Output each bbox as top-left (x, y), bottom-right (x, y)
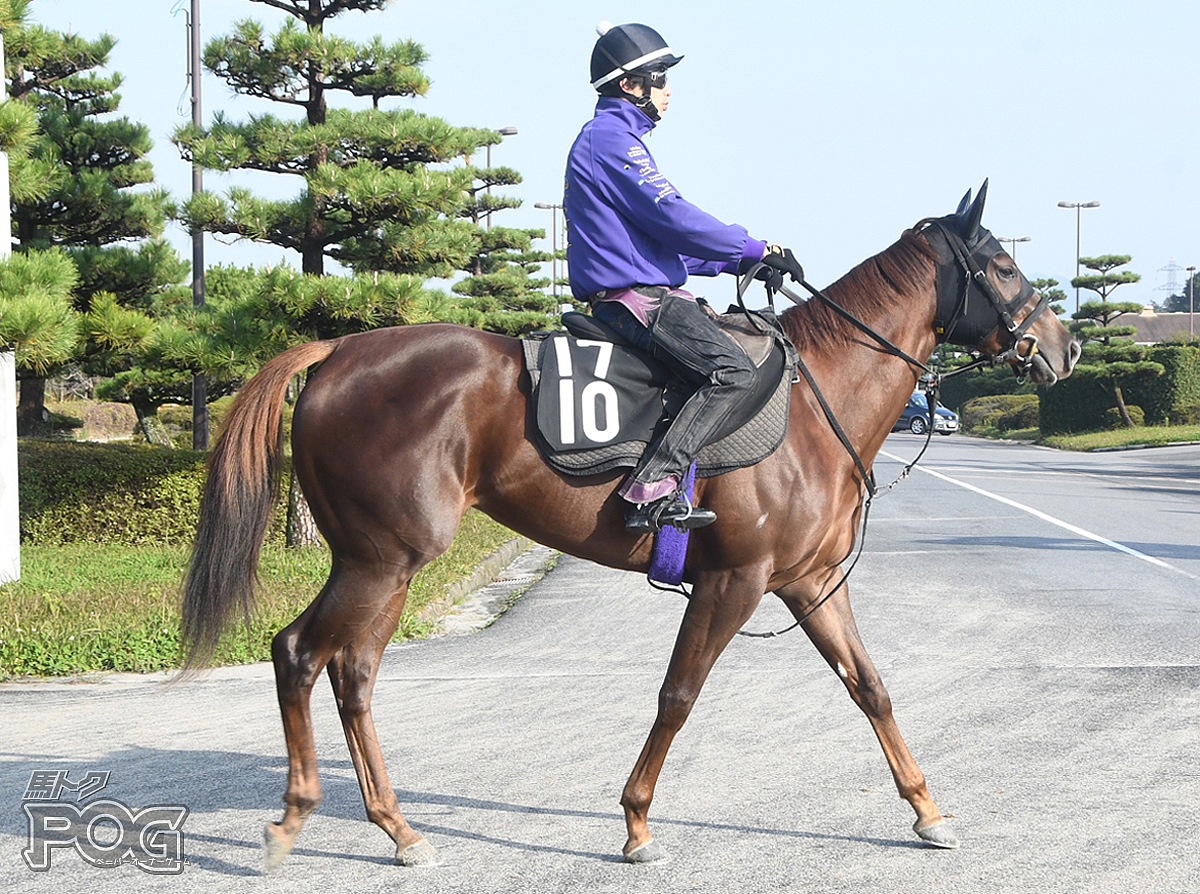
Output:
top-left (181, 340), bottom-right (337, 671)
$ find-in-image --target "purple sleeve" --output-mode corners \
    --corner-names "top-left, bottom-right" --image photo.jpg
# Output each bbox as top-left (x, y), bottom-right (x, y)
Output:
top-left (683, 239), bottom-right (767, 277)
top-left (597, 136), bottom-right (755, 265)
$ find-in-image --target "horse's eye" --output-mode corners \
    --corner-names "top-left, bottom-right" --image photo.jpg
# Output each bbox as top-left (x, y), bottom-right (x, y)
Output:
top-left (997, 265), bottom-right (1018, 281)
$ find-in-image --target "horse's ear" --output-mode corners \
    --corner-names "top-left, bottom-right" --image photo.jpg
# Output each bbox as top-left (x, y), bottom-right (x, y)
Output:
top-left (964, 178), bottom-right (989, 240)
top-left (954, 189), bottom-right (972, 218)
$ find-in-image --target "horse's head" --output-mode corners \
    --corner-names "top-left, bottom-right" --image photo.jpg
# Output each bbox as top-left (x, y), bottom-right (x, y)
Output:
top-left (923, 181), bottom-right (1079, 384)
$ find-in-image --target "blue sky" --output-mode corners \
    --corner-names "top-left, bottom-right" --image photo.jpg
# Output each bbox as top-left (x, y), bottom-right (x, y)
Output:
top-left (32, 0), bottom-right (1200, 312)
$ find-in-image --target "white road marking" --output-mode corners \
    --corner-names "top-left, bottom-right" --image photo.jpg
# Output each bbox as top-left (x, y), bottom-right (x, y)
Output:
top-left (879, 450), bottom-right (1199, 580)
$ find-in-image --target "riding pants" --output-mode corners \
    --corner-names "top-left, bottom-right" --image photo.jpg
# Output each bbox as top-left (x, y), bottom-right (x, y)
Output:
top-left (592, 287), bottom-right (758, 503)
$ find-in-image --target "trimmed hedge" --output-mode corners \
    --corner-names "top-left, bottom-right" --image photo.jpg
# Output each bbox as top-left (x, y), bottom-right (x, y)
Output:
top-left (1123, 346), bottom-right (1200, 424)
top-left (937, 365), bottom-right (1033, 413)
top-left (1040, 345), bottom-right (1200, 434)
top-left (18, 441), bottom-right (287, 545)
top-left (1103, 405), bottom-right (1145, 428)
top-left (961, 393), bottom-right (1039, 433)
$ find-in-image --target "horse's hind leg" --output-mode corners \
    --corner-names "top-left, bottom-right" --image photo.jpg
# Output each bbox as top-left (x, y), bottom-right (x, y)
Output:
top-left (326, 584), bottom-right (439, 867)
top-left (776, 580), bottom-right (959, 849)
top-left (264, 558), bottom-right (414, 871)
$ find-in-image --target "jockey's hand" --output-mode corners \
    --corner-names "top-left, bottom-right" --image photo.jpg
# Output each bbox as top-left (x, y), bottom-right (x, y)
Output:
top-left (753, 264), bottom-right (784, 292)
top-left (763, 244), bottom-right (805, 284)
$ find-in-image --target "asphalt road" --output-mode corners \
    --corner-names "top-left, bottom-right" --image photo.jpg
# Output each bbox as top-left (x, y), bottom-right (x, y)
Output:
top-left (1, 435), bottom-right (1198, 893)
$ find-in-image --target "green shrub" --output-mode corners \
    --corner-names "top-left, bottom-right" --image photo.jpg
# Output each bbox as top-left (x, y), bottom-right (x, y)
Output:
top-left (1103, 405), bottom-right (1145, 429)
top-left (1169, 403), bottom-right (1200, 426)
top-left (1041, 345), bottom-right (1200, 433)
top-left (18, 441), bottom-right (287, 545)
top-left (961, 393), bottom-right (1038, 432)
top-left (995, 398), bottom-right (1040, 431)
top-left (937, 364), bottom-right (1033, 413)
top-left (157, 396), bottom-right (238, 448)
top-left (1040, 376), bottom-right (1115, 434)
top-left (1123, 346), bottom-right (1200, 424)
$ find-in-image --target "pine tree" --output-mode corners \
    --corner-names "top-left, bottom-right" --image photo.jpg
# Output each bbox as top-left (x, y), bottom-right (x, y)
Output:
top-left (172, 0), bottom-right (532, 543)
top-left (1, 1), bottom-right (79, 425)
top-left (1030, 278), bottom-right (1068, 318)
top-left (73, 241), bottom-right (200, 445)
top-left (1070, 255), bottom-right (1141, 306)
top-left (438, 164), bottom-right (561, 337)
top-left (1068, 256), bottom-right (1162, 427)
top-left (174, 0), bottom-right (498, 289)
top-left (0, 248), bottom-right (79, 377)
top-left (4, 0), bottom-right (184, 438)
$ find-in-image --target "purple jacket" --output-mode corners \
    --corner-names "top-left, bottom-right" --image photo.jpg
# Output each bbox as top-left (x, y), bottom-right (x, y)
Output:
top-left (564, 97), bottom-right (765, 301)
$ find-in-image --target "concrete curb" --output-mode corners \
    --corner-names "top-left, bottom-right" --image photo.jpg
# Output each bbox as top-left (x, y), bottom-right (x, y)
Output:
top-left (1089, 439), bottom-right (1200, 452)
top-left (427, 540), bottom-right (559, 637)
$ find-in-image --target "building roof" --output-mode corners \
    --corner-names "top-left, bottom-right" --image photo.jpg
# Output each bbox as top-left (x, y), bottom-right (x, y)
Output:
top-left (1125, 309), bottom-right (1198, 345)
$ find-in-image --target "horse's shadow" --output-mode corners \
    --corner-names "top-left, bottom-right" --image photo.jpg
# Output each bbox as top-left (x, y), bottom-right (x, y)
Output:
top-left (1, 744), bottom-right (925, 875)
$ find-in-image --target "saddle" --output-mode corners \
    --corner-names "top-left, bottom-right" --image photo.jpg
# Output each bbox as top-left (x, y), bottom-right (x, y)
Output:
top-left (522, 309), bottom-right (796, 478)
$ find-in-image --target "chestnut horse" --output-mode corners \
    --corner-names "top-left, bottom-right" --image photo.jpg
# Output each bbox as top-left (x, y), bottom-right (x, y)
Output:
top-left (182, 184), bottom-right (1078, 869)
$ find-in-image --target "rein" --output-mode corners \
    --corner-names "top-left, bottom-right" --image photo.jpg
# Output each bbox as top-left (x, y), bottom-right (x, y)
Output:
top-left (727, 224), bottom-right (1046, 638)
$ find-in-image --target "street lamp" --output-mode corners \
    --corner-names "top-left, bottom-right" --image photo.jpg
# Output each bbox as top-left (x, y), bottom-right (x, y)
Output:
top-left (534, 202), bottom-right (565, 303)
top-left (997, 236), bottom-right (1031, 260)
top-left (484, 127), bottom-right (518, 228)
top-left (1057, 200), bottom-right (1100, 313)
top-left (1188, 265), bottom-right (1196, 340)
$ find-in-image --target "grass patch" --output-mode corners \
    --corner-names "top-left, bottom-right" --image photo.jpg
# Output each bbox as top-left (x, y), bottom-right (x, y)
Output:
top-left (0, 510), bottom-right (516, 678)
top-left (1038, 424), bottom-right (1200, 451)
top-left (963, 425), bottom-right (1040, 441)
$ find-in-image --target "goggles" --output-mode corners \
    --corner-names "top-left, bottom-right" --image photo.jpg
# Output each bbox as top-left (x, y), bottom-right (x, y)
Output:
top-left (643, 67), bottom-right (668, 88)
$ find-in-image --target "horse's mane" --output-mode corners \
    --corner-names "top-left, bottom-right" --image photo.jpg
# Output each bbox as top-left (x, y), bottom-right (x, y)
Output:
top-left (779, 226), bottom-right (938, 354)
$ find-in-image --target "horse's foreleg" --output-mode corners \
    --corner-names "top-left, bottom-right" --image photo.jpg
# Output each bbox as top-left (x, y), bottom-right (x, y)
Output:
top-left (621, 568), bottom-right (767, 863)
top-left (264, 560), bottom-right (411, 871)
top-left (777, 579), bottom-right (959, 849)
top-left (326, 584), bottom-right (439, 867)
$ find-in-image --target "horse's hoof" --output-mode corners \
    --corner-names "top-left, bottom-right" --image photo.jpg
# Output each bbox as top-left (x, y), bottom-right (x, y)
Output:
top-left (396, 839), bottom-right (441, 867)
top-left (914, 819), bottom-right (960, 849)
top-left (624, 838), bottom-right (671, 864)
top-left (263, 823), bottom-right (295, 872)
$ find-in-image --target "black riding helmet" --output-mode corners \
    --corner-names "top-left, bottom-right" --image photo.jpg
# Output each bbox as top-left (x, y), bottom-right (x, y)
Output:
top-left (590, 22), bottom-right (682, 121)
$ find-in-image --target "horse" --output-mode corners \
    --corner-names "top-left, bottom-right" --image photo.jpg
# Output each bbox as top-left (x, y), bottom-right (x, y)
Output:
top-left (181, 183), bottom-right (1079, 870)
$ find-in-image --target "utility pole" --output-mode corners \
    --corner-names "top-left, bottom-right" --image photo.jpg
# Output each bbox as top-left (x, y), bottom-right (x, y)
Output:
top-left (1189, 266), bottom-right (1196, 341)
top-left (189, 0), bottom-right (209, 450)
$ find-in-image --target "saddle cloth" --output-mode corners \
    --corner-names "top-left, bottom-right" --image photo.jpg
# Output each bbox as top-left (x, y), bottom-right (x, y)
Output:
top-left (522, 311), bottom-right (794, 478)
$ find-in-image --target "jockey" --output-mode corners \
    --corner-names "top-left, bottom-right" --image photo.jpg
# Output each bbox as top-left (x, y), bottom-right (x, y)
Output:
top-left (564, 21), bottom-right (804, 534)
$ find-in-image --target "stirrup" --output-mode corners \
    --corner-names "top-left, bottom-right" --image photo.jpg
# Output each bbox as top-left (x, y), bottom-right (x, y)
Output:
top-left (625, 494), bottom-right (716, 533)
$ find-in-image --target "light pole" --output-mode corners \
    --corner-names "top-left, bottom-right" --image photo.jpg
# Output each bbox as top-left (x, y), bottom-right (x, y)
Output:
top-left (485, 127), bottom-right (518, 229)
top-left (534, 202), bottom-right (564, 304)
top-left (997, 236), bottom-right (1031, 260)
top-left (1188, 265), bottom-right (1196, 340)
top-left (1057, 200), bottom-right (1100, 313)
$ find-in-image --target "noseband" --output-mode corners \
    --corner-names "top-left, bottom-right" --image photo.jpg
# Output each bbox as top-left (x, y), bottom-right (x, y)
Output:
top-left (925, 222), bottom-right (1052, 381)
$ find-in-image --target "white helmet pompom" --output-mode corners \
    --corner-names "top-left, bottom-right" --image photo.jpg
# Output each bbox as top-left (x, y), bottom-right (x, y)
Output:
top-left (596, 21), bottom-right (613, 37)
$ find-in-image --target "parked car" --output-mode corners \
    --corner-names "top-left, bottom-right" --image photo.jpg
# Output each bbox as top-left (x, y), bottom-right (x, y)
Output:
top-left (893, 391), bottom-right (959, 435)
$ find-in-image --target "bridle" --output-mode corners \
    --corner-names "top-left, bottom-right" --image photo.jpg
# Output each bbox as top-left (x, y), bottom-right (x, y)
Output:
top-left (735, 217), bottom-right (1052, 497)
top-left (726, 219), bottom-right (1053, 637)
top-left (924, 220), bottom-right (1052, 383)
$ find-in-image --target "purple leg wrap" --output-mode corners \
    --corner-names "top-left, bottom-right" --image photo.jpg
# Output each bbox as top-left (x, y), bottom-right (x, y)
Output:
top-left (648, 462), bottom-right (696, 587)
